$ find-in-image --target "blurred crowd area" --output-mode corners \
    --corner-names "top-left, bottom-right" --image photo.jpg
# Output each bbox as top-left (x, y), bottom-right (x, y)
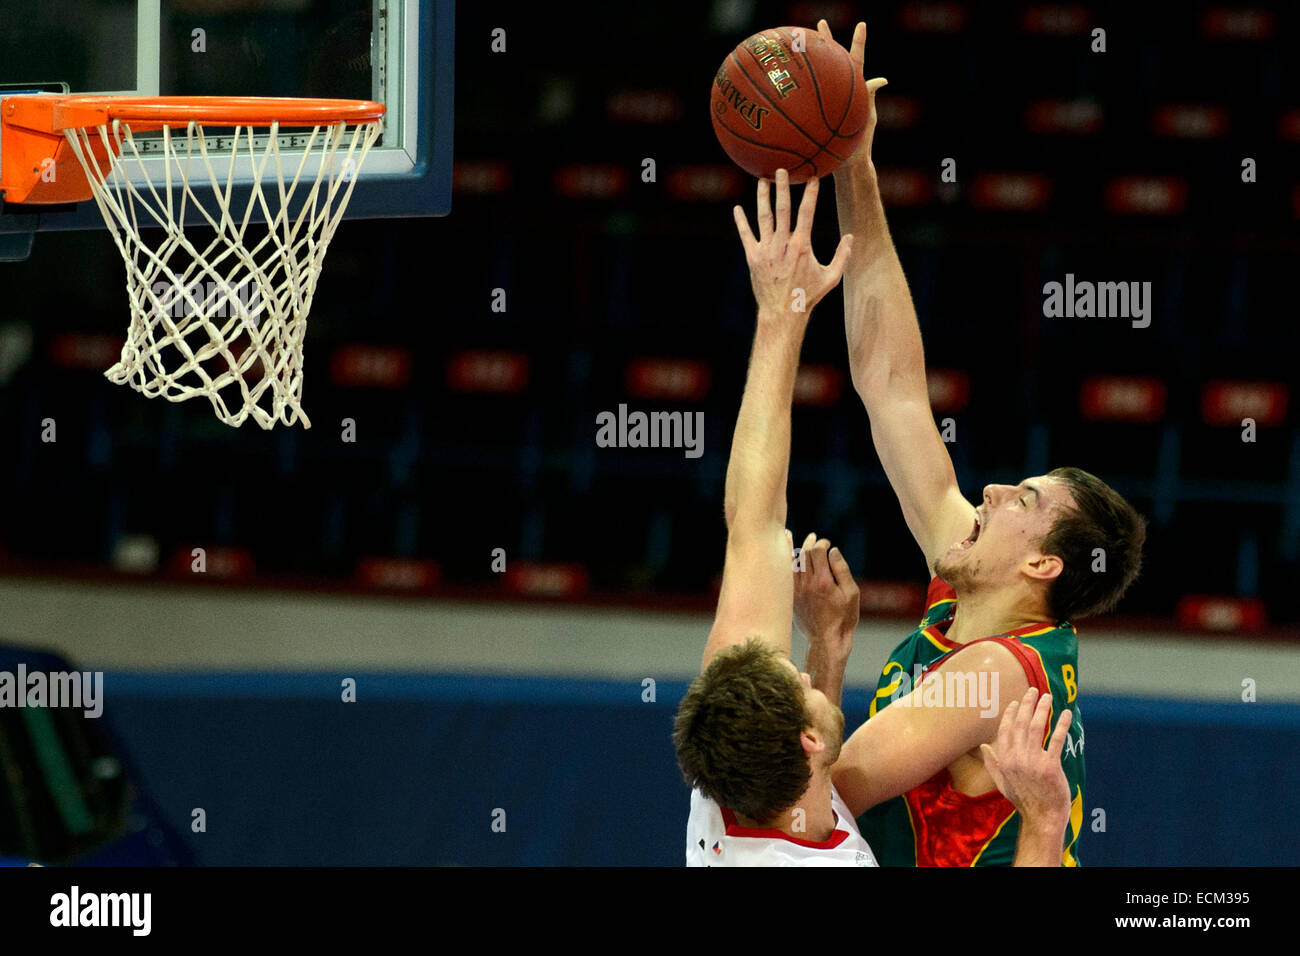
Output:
top-left (2, 1), bottom-right (1297, 628)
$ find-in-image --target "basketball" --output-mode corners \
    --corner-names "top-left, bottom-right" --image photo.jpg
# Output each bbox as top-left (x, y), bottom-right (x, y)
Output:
top-left (710, 26), bottom-right (869, 183)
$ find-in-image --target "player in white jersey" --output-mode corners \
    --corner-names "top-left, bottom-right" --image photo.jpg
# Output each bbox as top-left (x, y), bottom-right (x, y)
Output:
top-left (686, 679), bottom-right (1070, 867)
top-left (673, 170), bottom-right (1072, 867)
top-left (686, 767), bottom-right (878, 867)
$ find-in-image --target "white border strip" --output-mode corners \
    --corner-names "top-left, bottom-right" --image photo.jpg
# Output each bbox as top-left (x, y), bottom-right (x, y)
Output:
top-left (137, 0), bottom-right (160, 96)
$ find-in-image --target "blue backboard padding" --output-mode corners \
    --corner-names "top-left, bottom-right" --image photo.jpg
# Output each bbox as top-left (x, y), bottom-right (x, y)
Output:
top-left (94, 672), bottom-right (1300, 866)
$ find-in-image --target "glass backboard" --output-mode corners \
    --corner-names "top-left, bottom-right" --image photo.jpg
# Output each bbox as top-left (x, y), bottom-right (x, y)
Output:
top-left (0, 0), bottom-right (452, 256)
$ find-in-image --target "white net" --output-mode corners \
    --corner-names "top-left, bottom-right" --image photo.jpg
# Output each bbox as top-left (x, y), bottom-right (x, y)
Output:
top-left (62, 117), bottom-right (381, 429)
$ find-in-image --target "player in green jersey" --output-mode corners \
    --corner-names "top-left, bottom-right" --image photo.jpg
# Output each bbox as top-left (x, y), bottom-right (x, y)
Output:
top-left (810, 20), bottom-right (1146, 865)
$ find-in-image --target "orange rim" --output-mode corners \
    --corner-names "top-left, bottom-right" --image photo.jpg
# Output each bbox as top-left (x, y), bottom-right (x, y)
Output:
top-left (50, 96), bottom-right (386, 130)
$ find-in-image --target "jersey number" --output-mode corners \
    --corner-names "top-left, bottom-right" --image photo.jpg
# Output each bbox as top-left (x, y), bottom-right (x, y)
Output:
top-left (1061, 664), bottom-right (1077, 703)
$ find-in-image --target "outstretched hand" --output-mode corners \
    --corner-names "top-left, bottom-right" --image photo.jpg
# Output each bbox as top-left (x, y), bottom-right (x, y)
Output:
top-left (732, 169), bottom-right (853, 320)
top-left (981, 688), bottom-right (1073, 826)
top-left (816, 20), bottom-right (889, 170)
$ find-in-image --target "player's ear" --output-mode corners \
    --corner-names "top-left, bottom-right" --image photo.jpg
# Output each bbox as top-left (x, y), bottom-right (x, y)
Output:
top-left (800, 727), bottom-right (826, 757)
top-left (1023, 552), bottom-right (1064, 583)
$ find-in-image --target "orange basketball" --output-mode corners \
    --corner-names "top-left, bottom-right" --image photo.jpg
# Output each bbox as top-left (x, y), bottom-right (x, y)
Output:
top-left (710, 26), bottom-right (869, 183)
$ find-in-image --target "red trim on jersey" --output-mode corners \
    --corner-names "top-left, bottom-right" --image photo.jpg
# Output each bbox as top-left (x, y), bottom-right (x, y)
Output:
top-left (1004, 620), bottom-right (1064, 637)
top-left (954, 635), bottom-right (1052, 695)
top-left (921, 628), bottom-right (1055, 688)
top-left (924, 577), bottom-right (958, 609)
top-left (921, 624), bottom-right (962, 652)
top-left (719, 807), bottom-right (851, 849)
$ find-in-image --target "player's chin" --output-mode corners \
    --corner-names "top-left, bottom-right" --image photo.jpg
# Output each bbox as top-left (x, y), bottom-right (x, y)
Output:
top-left (936, 543), bottom-right (970, 572)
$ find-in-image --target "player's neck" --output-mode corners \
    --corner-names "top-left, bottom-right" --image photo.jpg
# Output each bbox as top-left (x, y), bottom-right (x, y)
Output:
top-left (738, 770), bottom-right (837, 841)
top-left (947, 587), bottom-right (1051, 644)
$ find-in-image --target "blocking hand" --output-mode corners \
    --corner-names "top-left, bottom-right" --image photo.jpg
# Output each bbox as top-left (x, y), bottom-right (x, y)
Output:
top-left (732, 169), bottom-right (853, 320)
top-left (981, 688), bottom-right (1072, 826)
top-left (816, 20), bottom-right (889, 170)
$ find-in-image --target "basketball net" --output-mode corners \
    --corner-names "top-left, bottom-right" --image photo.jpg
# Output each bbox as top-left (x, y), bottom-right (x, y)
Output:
top-left (62, 118), bottom-right (381, 429)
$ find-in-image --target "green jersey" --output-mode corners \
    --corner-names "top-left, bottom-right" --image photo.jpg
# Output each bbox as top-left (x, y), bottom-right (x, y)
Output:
top-left (857, 577), bottom-right (1085, 866)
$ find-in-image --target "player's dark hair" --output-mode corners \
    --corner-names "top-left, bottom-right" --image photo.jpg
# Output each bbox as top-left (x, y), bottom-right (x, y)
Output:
top-left (673, 639), bottom-right (811, 824)
top-left (1039, 466), bottom-right (1146, 621)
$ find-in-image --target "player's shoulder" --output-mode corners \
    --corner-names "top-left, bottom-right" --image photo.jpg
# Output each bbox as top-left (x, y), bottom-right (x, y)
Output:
top-left (940, 634), bottom-right (1026, 669)
top-left (979, 620), bottom-right (1079, 686)
top-left (686, 788), bottom-right (725, 865)
top-left (938, 626), bottom-right (1076, 700)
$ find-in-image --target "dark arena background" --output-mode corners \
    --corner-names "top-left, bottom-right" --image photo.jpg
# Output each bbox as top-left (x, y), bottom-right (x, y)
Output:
top-left (1, 0), bottom-right (1298, 881)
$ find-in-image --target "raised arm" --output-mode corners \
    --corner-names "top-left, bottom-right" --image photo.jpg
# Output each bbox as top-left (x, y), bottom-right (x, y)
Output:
top-left (701, 170), bottom-right (853, 671)
top-left (820, 20), bottom-right (975, 572)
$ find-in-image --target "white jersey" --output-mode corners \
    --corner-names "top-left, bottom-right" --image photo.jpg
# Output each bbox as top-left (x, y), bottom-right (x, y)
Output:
top-left (685, 786), bottom-right (879, 867)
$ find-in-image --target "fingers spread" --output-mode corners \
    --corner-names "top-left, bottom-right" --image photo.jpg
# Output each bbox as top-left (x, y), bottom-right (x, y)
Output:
top-left (823, 233), bottom-right (854, 285)
top-left (1030, 690), bottom-right (1054, 744)
top-left (850, 21), bottom-right (866, 70)
top-left (1012, 688), bottom-right (1040, 750)
top-left (756, 177), bottom-right (773, 241)
top-left (774, 168), bottom-right (791, 237)
top-left (1002, 695), bottom-right (1026, 753)
top-left (794, 174), bottom-right (819, 241)
top-left (997, 698), bottom-right (1016, 747)
top-left (732, 205), bottom-right (757, 258)
top-left (1046, 709), bottom-right (1073, 762)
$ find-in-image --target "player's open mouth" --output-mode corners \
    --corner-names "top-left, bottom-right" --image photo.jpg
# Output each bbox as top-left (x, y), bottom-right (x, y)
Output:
top-left (958, 511), bottom-right (982, 551)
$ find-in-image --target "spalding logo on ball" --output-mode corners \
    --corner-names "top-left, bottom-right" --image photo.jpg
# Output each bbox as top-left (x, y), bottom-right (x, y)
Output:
top-left (711, 26), bottom-right (869, 183)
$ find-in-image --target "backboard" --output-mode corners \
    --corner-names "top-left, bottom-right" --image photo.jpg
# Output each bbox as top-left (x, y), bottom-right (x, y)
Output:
top-left (0, 0), bottom-right (453, 258)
